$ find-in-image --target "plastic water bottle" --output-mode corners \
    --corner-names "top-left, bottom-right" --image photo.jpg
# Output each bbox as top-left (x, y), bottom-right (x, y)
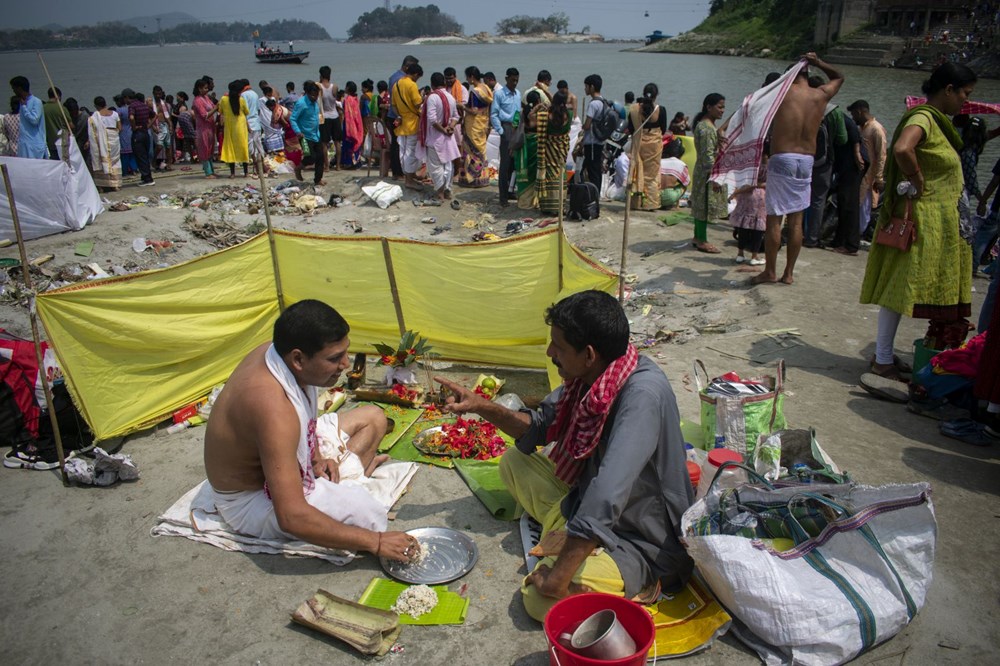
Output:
top-left (164, 420), bottom-right (190, 435)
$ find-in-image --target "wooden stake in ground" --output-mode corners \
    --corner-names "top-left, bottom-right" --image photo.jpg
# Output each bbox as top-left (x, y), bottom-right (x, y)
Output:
top-left (255, 157), bottom-right (286, 312)
top-left (618, 136), bottom-right (642, 302)
top-left (1, 164), bottom-right (69, 483)
top-left (36, 51), bottom-right (73, 166)
top-left (557, 165), bottom-right (565, 293)
top-left (618, 110), bottom-right (653, 303)
top-left (380, 237), bottom-right (407, 336)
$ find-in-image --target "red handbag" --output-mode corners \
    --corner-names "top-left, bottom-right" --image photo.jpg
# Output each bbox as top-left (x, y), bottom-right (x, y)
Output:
top-left (876, 198), bottom-right (916, 251)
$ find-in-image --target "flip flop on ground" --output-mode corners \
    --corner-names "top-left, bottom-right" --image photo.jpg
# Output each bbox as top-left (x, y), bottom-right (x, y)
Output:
top-left (859, 372), bottom-right (909, 403)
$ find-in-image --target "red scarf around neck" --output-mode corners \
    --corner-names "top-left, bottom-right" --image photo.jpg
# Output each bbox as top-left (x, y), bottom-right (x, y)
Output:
top-left (546, 344), bottom-right (639, 485)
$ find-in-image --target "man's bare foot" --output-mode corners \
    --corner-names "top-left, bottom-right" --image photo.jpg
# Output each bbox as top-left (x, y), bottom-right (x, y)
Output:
top-left (228, 174), bottom-right (235, 179)
top-left (779, 273), bottom-right (794, 285)
top-left (205, 174), bottom-right (217, 179)
top-left (315, 179), bottom-right (326, 186)
top-left (364, 453), bottom-right (391, 476)
top-left (749, 272), bottom-right (777, 285)
top-left (443, 189), bottom-right (452, 199)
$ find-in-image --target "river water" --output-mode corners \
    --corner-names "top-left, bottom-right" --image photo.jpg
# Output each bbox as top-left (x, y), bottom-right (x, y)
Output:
top-left (3, 41), bottom-right (999, 179)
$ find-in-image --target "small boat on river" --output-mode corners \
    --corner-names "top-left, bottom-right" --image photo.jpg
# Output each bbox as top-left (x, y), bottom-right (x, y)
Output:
top-left (254, 42), bottom-right (309, 64)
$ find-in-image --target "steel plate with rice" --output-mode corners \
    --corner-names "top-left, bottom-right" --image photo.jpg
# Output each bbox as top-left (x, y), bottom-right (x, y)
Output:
top-left (380, 527), bottom-right (479, 584)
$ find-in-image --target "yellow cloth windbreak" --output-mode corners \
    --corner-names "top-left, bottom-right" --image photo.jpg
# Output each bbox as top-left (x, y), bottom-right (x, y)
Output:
top-left (36, 228), bottom-right (615, 440)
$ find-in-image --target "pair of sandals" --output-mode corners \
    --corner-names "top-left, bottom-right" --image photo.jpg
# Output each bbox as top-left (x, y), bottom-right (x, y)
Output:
top-left (859, 355), bottom-right (913, 403)
top-left (940, 418), bottom-right (1000, 447)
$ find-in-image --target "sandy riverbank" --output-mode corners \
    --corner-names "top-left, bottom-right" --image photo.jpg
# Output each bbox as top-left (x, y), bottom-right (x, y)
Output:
top-left (1, 164), bottom-right (997, 664)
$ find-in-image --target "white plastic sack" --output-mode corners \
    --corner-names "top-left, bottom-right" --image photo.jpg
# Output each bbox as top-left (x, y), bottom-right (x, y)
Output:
top-left (361, 181), bottom-right (403, 209)
top-left (681, 482), bottom-right (936, 665)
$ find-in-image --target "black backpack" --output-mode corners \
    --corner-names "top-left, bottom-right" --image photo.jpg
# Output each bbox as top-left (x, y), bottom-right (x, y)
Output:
top-left (663, 137), bottom-right (685, 159)
top-left (590, 98), bottom-right (619, 143)
top-left (8, 381), bottom-right (93, 464)
top-left (814, 113), bottom-right (835, 169)
top-left (568, 173), bottom-right (600, 221)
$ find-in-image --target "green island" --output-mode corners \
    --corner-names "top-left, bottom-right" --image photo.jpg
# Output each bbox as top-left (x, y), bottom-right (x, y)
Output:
top-left (0, 19), bottom-right (330, 51)
top-left (348, 4), bottom-right (462, 41)
top-left (641, 0), bottom-right (817, 59)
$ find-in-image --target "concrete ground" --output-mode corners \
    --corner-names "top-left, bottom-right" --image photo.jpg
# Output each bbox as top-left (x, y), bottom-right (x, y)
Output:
top-left (1, 170), bottom-right (998, 664)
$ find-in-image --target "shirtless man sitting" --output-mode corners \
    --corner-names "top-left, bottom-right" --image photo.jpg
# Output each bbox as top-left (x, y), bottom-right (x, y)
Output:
top-left (204, 299), bottom-right (415, 562)
top-left (752, 52), bottom-right (844, 286)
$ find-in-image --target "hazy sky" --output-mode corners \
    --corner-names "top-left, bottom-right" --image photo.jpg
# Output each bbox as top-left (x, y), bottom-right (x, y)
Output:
top-left (1, 0), bottom-right (712, 39)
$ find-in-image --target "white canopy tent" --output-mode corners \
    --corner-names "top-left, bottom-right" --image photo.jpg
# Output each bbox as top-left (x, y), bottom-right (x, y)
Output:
top-left (0, 134), bottom-right (102, 241)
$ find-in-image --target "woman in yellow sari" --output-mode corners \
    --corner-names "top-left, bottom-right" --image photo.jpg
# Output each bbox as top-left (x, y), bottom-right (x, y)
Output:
top-left (458, 66), bottom-right (493, 188)
top-left (627, 83), bottom-right (666, 211)
top-left (220, 80), bottom-right (249, 178)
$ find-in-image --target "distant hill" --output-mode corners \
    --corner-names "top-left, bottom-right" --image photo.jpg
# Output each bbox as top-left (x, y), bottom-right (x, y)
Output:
top-left (39, 23), bottom-right (65, 32)
top-left (640, 0), bottom-right (817, 59)
top-left (122, 13), bottom-right (199, 33)
top-left (0, 19), bottom-right (331, 51)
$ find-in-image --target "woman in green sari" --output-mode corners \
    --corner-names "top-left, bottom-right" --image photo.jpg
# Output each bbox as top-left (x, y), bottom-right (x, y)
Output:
top-left (537, 91), bottom-right (572, 214)
top-left (515, 91), bottom-right (543, 209)
top-left (689, 93), bottom-right (728, 253)
top-left (861, 63), bottom-right (977, 383)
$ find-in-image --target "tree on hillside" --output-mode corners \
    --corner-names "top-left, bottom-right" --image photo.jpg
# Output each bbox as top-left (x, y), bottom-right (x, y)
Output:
top-left (348, 4), bottom-right (462, 40)
top-left (710, 0), bottom-right (727, 15)
top-left (496, 13), bottom-right (571, 35)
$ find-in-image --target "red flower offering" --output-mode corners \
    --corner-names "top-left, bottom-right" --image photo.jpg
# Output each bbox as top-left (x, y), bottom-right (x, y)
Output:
top-left (425, 417), bottom-right (508, 460)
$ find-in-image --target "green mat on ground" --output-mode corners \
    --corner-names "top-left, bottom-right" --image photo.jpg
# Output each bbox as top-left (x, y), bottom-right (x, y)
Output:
top-left (453, 458), bottom-right (519, 521)
top-left (362, 402), bottom-right (426, 453)
top-left (357, 578), bottom-right (468, 625)
top-left (659, 211), bottom-right (695, 226)
top-left (388, 417), bottom-right (458, 468)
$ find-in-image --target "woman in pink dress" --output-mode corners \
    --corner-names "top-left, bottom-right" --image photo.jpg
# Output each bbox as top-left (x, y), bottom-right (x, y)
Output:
top-left (192, 79), bottom-right (217, 178)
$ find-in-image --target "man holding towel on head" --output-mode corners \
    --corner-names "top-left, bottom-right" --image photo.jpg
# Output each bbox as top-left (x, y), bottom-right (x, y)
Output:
top-left (436, 291), bottom-right (694, 621)
top-left (750, 52), bottom-right (844, 286)
top-left (204, 299), bottom-right (416, 562)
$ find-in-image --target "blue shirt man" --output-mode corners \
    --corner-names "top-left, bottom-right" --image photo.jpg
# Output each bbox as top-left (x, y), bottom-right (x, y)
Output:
top-left (10, 76), bottom-right (46, 159)
top-left (490, 81), bottom-right (521, 135)
top-left (386, 56), bottom-right (417, 122)
top-left (241, 87), bottom-right (261, 132)
top-left (290, 91), bottom-right (320, 143)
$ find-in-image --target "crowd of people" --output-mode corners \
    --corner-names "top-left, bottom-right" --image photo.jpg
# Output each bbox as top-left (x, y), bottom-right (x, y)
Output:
top-left (4, 57), bottom-right (707, 214)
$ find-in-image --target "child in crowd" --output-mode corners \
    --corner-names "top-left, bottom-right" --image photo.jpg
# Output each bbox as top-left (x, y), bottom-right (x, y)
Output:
top-left (729, 154), bottom-right (768, 265)
top-left (669, 112), bottom-right (689, 135)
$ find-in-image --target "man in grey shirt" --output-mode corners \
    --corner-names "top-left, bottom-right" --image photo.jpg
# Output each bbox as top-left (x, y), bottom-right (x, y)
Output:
top-left (437, 290), bottom-right (693, 621)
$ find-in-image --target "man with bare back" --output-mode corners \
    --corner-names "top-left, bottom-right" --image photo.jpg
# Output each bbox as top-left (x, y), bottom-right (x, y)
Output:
top-left (752, 53), bottom-right (844, 286)
top-left (204, 299), bottom-right (416, 562)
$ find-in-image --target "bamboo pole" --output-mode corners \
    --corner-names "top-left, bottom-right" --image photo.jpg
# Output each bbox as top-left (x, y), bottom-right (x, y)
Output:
top-left (366, 124), bottom-right (374, 179)
top-left (2, 165), bottom-right (68, 483)
top-left (380, 237), bottom-right (407, 336)
top-left (36, 52), bottom-right (73, 166)
top-left (256, 157), bottom-right (286, 312)
top-left (557, 164), bottom-right (565, 293)
top-left (618, 119), bottom-right (647, 303)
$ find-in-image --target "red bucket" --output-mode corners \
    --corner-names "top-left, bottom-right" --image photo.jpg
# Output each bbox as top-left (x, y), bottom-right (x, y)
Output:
top-left (544, 593), bottom-right (655, 666)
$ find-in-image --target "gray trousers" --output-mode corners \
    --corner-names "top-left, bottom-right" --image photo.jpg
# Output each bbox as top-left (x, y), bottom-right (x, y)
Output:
top-left (804, 163), bottom-right (833, 246)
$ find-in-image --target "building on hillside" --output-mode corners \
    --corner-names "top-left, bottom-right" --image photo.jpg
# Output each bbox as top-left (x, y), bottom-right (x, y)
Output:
top-left (815, 0), bottom-right (877, 46)
top-left (871, 0), bottom-right (972, 36)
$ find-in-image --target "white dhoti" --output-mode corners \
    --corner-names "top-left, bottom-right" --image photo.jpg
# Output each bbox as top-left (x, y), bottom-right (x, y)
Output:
top-left (399, 133), bottom-right (421, 174)
top-left (426, 146), bottom-right (453, 192)
top-left (209, 347), bottom-right (389, 541)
